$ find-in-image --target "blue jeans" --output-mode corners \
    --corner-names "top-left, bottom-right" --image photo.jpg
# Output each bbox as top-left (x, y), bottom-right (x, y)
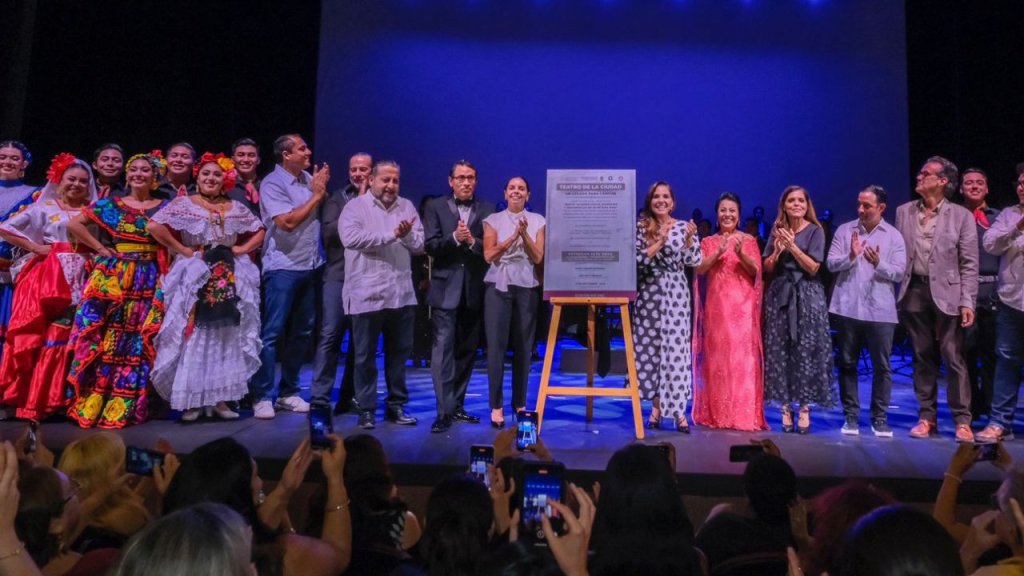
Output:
top-left (250, 268), bottom-right (319, 402)
top-left (351, 306), bottom-right (414, 412)
top-left (311, 278), bottom-right (355, 406)
top-left (987, 302), bottom-right (1024, 430)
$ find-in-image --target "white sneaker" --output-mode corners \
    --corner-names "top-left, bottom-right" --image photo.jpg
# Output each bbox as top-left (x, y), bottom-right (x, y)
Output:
top-left (275, 396), bottom-right (310, 413)
top-left (254, 400), bottom-right (276, 420)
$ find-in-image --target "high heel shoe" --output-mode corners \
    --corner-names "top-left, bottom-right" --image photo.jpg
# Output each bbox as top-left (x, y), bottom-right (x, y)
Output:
top-left (491, 410), bottom-right (505, 429)
top-left (181, 408), bottom-right (202, 422)
top-left (676, 415), bottom-right (691, 434)
top-left (646, 408), bottom-right (662, 430)
top-left (781, 406), bottom-right (794, 433)
top-left (797, 406), bottom-right (810, 435)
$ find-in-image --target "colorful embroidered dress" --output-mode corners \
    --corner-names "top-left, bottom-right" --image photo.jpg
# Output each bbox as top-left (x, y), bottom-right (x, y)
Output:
top-left (68, 197), bottom-right (168, 428)
top-left (0, 181), bottom-right (41, 361)
top-left (0, 198), bottom-right (92, 419)
top-left (150, 196), bottom-right (263, 410)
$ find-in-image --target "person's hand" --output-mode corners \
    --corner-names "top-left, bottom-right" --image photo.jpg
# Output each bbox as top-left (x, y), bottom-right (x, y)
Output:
top-left (455, 220), bottom-right (472, 243)
top-left (96, 246), bottom-right (115, 258)
top-left (994, 442), bottom-right (1014, 471)
top-left (490, 465), bottom-right (516, 536)
top-left (789, 497), bottom-right (811, 546)
top-left (31, 243), bottom-right (52, 256)
top-left (682, 219), bottom-right (697, 245)
top-left (948, 443), bottom-right (980, 477)
top-left (786, 547), bottom-right (804, 576)
top-left (961, 510), bottom-right (1003, 569)
top-left (231, 245), bottom-right (250, 257)
top-left (863, 245), bottom-right (881, 267)
top-left (508, 509), bottom-right (520, 543)
top-left (311, 163), bottom-right (331, 197)
top-left (753, 438), bottom-right (782, 459)
top-left (153, 453), bottom-right (180, 495)
top-left (733, 233), bottom-right (746, 255)
top-left (849, 230), bottom-right (863, 261)
top-left (493, 427), bottom-right (517, 465)
top-left (395, 218), bottom-right (414, 239)
top-left (592, 481), bottom-right (601, 504)
top-left (716, 236), bottom-right (730, 256)
top-left (320, 434), bottom-right (346, 481)
top-left (0, 442), bottom-right (20, 537)
top-left (278, 439), bottom-right (314, 497)
top-left (961, 307), bottom-right (976, 328)
top-left (533, 437), bottom-right (554, 462)
top-left (542, 483), bottom-right (594, 576)
top-left (1010, 498), bottom-right (1024, 546)
top-left (776, 227), bottom-right (796, 252)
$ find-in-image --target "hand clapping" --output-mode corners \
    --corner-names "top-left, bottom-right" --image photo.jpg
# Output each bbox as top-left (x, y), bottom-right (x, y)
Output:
top-left (395, 218), bottom-right (415, 239)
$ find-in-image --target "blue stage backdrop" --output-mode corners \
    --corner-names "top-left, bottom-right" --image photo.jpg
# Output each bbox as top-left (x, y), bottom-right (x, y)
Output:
top-left (315, 0), bottom-right (908, 223)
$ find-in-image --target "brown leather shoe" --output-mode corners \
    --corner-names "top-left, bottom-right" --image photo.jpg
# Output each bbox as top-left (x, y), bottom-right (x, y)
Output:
top-left (909, 419), bottom-right (937, 439)
top-left (955, 424), bottom-right (975, 443)
top-left (976, 424), bottom-right (1013, 444)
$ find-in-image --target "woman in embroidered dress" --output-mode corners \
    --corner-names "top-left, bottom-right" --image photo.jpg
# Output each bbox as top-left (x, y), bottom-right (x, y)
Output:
top-left (148, 152), bottom-right (264, 421)
top-left (0, 140), bottom-right (42, 363)
top-left (482, 176), bottom-right (545, 428)
top-left (65, 151), bottom-right (169, 429)
top-left (692, 192), bottom-right (768, 431)
top-left (0, 154), bottom-right (96, 420)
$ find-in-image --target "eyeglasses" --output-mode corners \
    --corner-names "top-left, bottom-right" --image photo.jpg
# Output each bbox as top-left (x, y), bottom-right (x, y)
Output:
top-left (62, 479), bottom-right (82, 506)
top-left (452, 175), bottom-right (476, 182)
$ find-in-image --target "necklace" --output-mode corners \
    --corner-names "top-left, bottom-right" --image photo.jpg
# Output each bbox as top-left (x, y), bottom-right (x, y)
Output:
top-left (195, 194), bottom-right (229, 234)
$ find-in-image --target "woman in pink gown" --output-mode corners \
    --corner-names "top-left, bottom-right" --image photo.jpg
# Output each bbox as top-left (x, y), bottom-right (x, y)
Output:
top-left (692, 192), bottom-right (768, 430)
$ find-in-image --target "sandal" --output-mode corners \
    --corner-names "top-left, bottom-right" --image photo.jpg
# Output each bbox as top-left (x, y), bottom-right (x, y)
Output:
top-left (798, 406), bottom-right (811, 435)
top-left (781, 405), bottom-right (795, 433)
top-left (676, 415), bottom-right (691, 434)
top-left (647, 406), bottom-right (662, 430)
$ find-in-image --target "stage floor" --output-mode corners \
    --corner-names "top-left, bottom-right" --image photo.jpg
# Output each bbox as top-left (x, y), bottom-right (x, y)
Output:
top-left (1, 347), bottom-right (1017, 504)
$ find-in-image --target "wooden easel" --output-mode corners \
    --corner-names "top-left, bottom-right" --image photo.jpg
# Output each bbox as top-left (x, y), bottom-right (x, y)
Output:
top-left (535, 296), bottom-right (644, 439)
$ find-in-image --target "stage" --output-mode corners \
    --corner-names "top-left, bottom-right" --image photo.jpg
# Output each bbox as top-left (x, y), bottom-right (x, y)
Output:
top-left (0, 341), bottom-right (1016, 507)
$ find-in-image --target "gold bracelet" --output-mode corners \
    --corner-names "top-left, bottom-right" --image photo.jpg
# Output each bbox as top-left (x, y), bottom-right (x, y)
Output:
top-left (944, 472), bottom-right (962, 484)
top-left (325, 499), bottom-right (350, 513)
top-left (0, 543), bottom-right (23, 561)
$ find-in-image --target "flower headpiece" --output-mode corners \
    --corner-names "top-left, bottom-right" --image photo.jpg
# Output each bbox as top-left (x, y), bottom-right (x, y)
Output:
top-left (126, 149), bottom-right (168, 177)
top-left (193, 152), bottom-right (238, 192)
top-left (45, 152), bottom-right (78, 184)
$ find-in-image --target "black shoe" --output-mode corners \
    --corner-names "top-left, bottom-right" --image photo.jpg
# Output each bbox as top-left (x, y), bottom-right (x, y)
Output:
top-left (334, 398), bottom-right (358, 415)
top-left (431, 416), bottom-right (452, 433)
top-left (357, 411), bottom-right (376, 429)
top-left (385, 408), bottom-right (417, 426)
top-left (452, 409), bottom-right (480, 424)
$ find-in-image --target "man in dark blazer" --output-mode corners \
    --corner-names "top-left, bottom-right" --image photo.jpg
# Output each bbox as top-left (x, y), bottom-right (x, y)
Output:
top-left (896, 155), bottom-right (979, 443)
top-left (423, 160), bottom-right (494, 432)
top-left (311, 152), bottom-right (372, 414)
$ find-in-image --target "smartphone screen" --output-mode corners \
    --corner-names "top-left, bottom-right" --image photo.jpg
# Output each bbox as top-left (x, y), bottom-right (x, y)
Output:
top-left (519, 463), bottom-right (564, 545)
top-left (309, 406), bottom-right (333, 449)
top-left (729, 444), bottom-right (765, 463)
top-left (125, 446), bottom-right (164, 476)
top-left (469, 445), bottom-right (494, 488)
top-left (516, 411), bottom-right (539, 451)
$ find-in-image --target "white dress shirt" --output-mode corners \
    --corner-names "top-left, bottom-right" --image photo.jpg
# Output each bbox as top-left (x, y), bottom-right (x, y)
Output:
top-left (983, 204), bottom-right (1024, 312)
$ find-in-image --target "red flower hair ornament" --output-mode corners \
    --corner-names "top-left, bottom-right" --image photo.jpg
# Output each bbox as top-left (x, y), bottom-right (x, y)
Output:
top-left (45, 152), bottom-right (78, 184)
top-left (193, 152), bottom-right (237, 193)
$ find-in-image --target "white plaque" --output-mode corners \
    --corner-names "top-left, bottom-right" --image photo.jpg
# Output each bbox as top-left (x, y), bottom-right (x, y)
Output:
top-left (543, 169), bottom-right (637, 299)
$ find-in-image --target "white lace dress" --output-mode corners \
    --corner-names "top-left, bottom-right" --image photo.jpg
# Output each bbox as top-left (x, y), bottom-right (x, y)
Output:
top-left (149, 197), bottom-right (263, 410)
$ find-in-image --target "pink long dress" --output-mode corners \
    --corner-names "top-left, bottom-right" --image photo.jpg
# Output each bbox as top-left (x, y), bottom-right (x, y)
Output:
top-left (691, 233), bottom-right (768, 430)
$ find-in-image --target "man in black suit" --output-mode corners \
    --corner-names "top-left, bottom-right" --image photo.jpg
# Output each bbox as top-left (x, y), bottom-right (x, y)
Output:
top-left (311, 152), bottom-right (372, 414)
top-left (423, 160), bottom-right (494, 432)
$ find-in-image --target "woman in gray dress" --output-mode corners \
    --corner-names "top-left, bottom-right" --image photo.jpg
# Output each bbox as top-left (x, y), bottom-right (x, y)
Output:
top-left (763, 186), bottom-right (834, 433)
top-left (633, 181), bottom-right (702, 432)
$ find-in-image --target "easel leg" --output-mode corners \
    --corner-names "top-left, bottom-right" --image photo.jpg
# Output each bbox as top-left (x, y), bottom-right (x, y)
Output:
top-left (536, 304), bottom-right (563, 433)
top-left (620, 304), bottom-right (645, 439)
top-left (586, 305), bottom-right (595, 422)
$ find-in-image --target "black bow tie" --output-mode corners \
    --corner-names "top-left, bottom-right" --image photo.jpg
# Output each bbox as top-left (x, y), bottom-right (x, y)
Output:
top-left (454, 198), bottom-right (474, 207)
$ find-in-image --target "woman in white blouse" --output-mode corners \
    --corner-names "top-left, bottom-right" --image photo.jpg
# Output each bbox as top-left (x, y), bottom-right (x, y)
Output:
top-left (482, 176), bottom-right (545, 428)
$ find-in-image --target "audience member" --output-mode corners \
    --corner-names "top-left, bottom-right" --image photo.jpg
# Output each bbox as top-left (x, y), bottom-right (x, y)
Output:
top-left (838, 505), bottom-right (965, 576)
top-left (806, 480), bottom-right (897, 576)
top-left (419, 474), bottom-right (494, 576)
top-left (111, 503), bottom-right (255, 576)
